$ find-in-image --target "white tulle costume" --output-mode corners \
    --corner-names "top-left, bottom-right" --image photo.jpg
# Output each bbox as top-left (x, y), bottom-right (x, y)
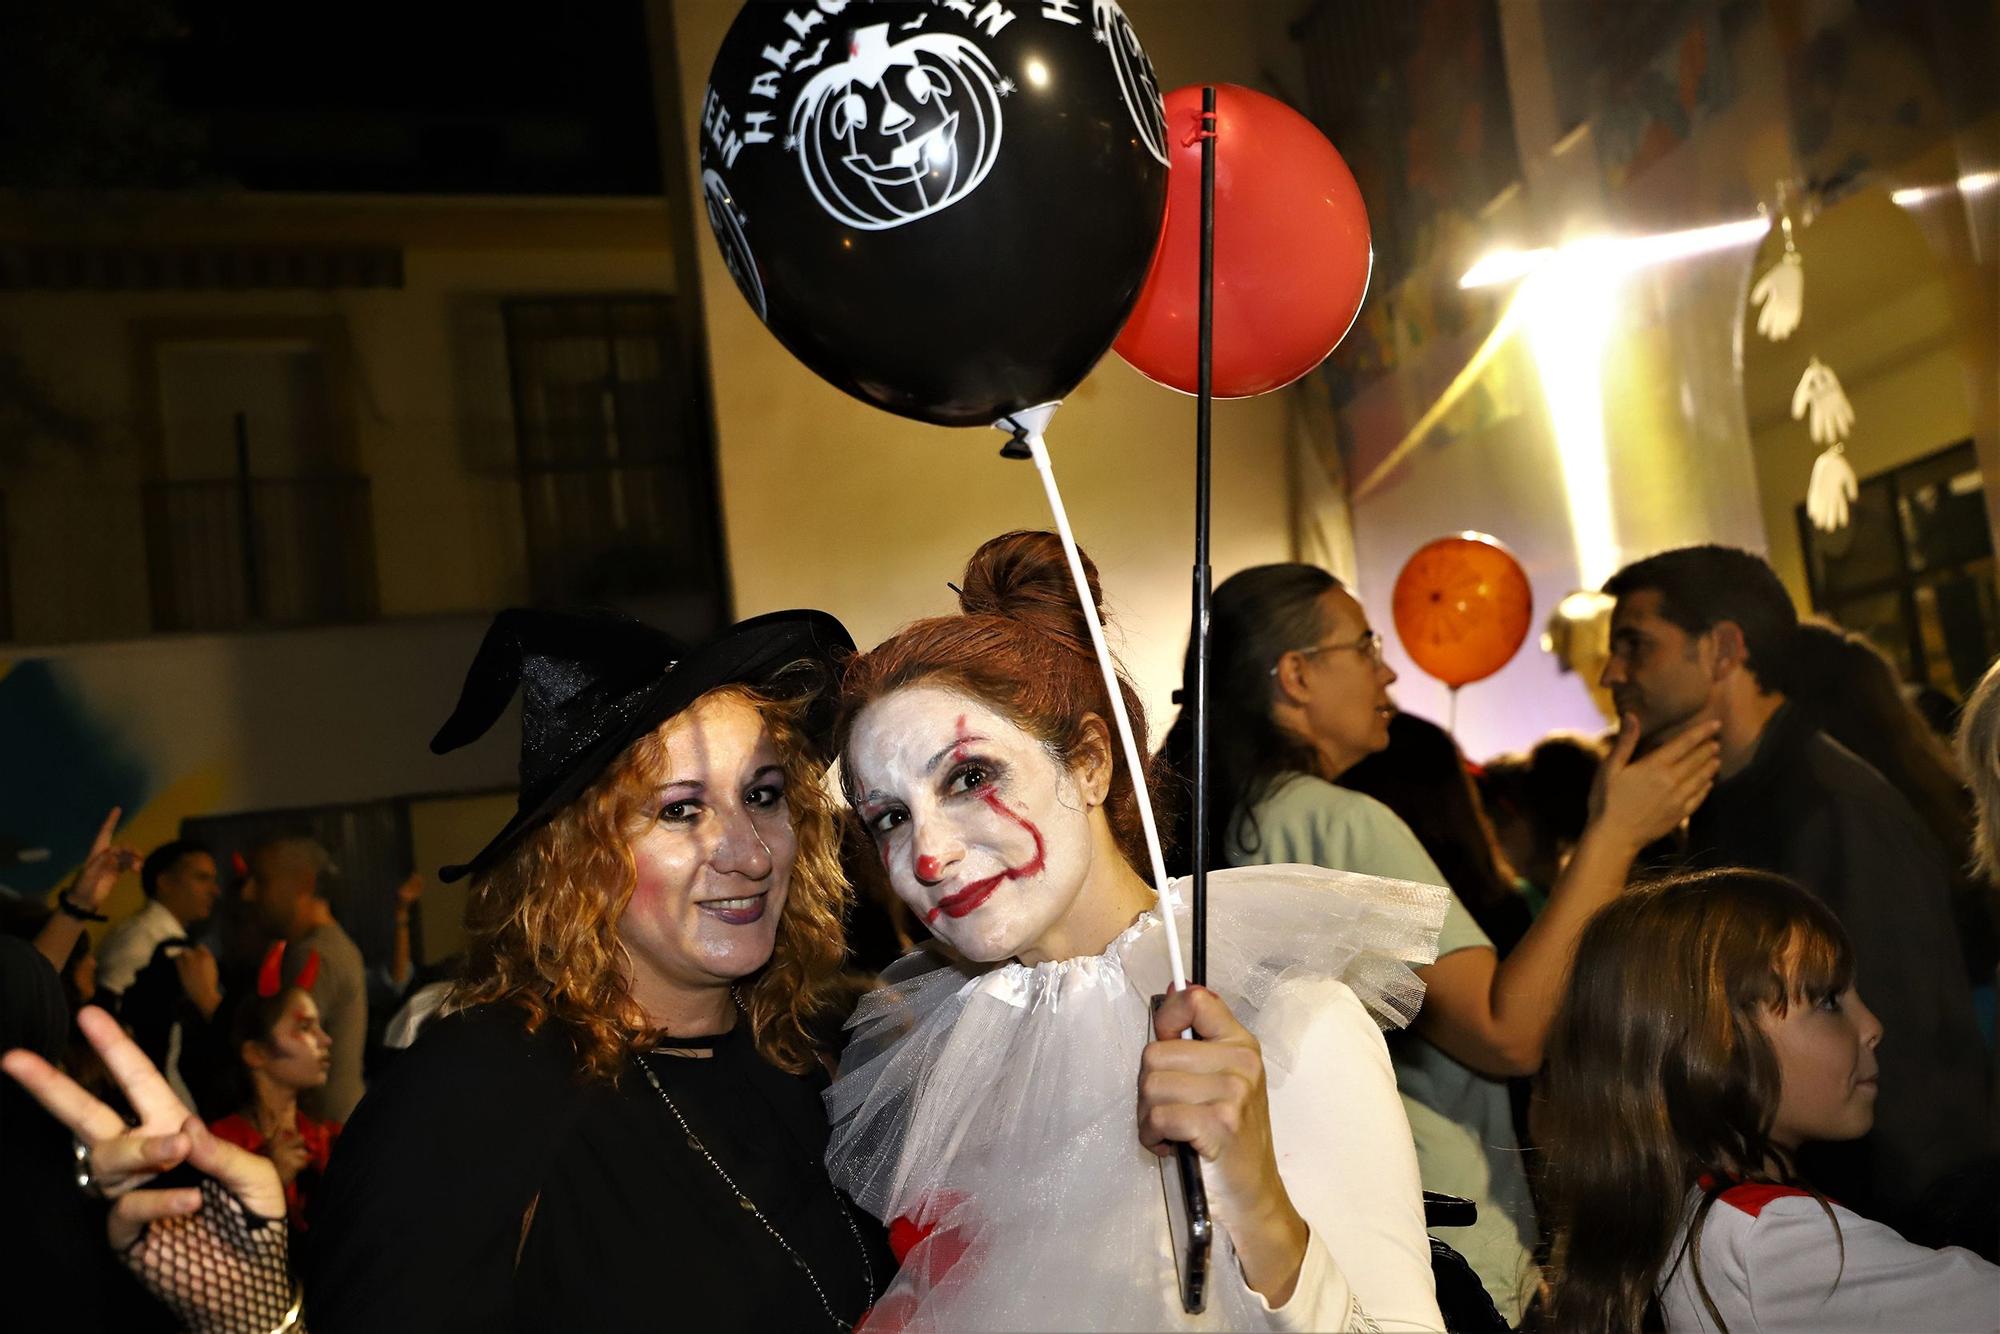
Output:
top-left (826, 865), bottom-right (1452, 1332)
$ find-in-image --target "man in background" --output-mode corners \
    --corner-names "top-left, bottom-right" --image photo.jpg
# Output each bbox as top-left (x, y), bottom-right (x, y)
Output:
top-left (1602, 544), bottom-right (1991, 1234)
top-left (95, 839), bottom-right (218, 998)
top-left (243, 835), bottom-right (368, 1121)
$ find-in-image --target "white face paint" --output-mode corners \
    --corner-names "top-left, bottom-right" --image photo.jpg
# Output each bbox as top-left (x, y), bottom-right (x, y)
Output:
top-left (846, 685), bottom-right (1096, 963)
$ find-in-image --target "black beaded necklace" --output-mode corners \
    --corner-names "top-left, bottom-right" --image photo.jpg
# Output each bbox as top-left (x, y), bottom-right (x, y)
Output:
top-left (635, 1026), bottom-right (874, 1330)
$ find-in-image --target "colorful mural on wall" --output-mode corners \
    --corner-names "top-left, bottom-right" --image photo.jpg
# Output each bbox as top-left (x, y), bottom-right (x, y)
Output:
top-left (0, 658), bottom-right (152, 899)
top-left (0, 619), bottom-right (515, 929)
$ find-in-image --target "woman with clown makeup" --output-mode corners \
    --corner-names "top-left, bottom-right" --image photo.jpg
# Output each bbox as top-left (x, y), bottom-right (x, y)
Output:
top-left (828, 531), bottom-right (1450, 1331)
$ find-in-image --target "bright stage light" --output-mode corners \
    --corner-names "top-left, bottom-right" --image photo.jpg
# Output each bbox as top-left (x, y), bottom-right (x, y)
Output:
top-left (1892, 172), bottom-right (1999, 208)
top-left (1520, 245), bottom-right (1622, 589)
top-left (1459, 217), bottom-right (1766, 290)
top-left (1374, 216), bottom-right (1769, 590)
top-left (1458, 217), bottom-right (1768, 586)
top-left (1458, 247), bottom-right (1552, 289)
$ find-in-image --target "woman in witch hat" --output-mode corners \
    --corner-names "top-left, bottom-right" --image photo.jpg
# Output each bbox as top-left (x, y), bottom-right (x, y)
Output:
top-left (825, 532), bottom-right (1450, 1330)
top-left (5, 606), bottom-right (896, 1332)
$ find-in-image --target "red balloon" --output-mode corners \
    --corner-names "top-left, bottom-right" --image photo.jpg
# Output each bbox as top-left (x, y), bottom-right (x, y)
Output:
top-left (1113, 84), bottom-right (1371, 398)
top-left (1392, 535), bottom-right (1533, 689)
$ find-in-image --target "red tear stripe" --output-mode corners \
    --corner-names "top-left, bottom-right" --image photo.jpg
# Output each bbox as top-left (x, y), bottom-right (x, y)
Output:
top-left (979, 790), bottom-right (1045, 879)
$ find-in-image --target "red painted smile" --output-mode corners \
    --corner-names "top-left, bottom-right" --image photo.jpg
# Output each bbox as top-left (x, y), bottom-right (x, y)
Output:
top-left (925, 790), bottom-right (1047, 926)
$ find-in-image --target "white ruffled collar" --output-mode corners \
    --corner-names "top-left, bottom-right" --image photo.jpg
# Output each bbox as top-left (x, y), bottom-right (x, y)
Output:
top-left (821, 867), bottom-right (1451, 1331)
top-left (958, 907), bottom-right (1164, 1010)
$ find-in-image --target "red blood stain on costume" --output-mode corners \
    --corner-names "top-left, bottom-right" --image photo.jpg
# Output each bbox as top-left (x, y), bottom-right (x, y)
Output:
top-left (862, 1191), bottom-right (974, 1330)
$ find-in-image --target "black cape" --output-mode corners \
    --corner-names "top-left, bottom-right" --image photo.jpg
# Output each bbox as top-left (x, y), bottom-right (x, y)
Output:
top-left (306, 1003), bottom-right (892, 1332)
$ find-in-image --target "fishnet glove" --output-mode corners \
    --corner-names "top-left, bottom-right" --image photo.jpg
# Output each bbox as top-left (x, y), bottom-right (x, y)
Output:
top-left (122, 1178), bottom-right (300, 1334)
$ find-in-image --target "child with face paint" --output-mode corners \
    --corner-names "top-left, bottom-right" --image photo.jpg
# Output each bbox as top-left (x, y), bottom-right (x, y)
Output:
top-left (208, 943), bottom-right (337, 1238)
top-left (828, 532), bottom-right (1451, 1331)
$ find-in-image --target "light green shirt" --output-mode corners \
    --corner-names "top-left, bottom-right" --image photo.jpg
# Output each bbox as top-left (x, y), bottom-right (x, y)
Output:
top-left (1231, 774), bottom-right (1538, 1324)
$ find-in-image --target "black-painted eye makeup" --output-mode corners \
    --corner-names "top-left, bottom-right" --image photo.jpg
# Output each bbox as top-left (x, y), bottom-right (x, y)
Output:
top-left (942, 756), bottom-right (1003, 798)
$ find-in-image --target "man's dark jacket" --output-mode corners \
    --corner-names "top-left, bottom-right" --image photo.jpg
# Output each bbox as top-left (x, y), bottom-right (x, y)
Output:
top-left (1686, 702), bottom-right (1992, 1220)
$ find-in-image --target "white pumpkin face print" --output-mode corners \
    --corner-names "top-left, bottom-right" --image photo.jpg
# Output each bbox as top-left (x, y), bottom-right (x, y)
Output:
top-left (789, 23), bottom-right (1005, 231)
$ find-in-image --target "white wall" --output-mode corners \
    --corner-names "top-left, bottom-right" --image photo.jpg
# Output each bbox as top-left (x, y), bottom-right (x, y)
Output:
top-left (0, 615), bottom-right (518, 923)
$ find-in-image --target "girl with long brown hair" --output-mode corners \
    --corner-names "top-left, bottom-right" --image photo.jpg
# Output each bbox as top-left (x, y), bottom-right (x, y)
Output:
top-left (1543, 868), bottom-right (1997, 1331)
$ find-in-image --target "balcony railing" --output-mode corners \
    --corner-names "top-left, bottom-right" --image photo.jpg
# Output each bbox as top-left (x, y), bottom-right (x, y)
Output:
top-left (142, 477), bottom-right (378, 632)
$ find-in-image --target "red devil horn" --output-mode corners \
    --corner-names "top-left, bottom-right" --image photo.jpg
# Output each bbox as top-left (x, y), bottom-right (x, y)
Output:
top-left (232, 850), bottom-right (249, 877)
top-left (257, 941), bottom-right (285, 998)
top-left (295, 949), bottom-right (321, 994)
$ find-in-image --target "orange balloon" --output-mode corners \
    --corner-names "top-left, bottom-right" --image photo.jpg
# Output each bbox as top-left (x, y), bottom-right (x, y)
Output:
top-left (1391, 534), bottom-right (1533, 688)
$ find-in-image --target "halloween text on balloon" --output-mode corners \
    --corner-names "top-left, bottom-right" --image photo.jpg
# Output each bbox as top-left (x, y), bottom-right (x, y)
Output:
top-left (699, 0), bottom-right (1120, 171)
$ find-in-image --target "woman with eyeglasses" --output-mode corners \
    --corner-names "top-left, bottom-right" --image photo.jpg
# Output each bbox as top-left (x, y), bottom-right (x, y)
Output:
top-left (1159, 563), bottom-right (1724, 1324)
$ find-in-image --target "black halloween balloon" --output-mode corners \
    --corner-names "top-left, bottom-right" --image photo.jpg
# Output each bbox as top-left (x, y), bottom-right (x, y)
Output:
top-left (699, 0), bottom-right (1169, 428)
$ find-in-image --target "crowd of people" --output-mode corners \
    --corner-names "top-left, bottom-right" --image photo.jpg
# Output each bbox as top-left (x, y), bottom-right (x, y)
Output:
top-left (3, 533), bottom-right (1997, 1332)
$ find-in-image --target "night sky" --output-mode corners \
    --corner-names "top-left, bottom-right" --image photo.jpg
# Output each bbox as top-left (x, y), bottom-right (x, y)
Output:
top-left (2, 0), bottom-right (664, 194)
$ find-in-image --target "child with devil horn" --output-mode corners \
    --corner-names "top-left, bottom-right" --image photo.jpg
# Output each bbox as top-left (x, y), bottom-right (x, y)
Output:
top-left (207, 941), bottom-right (338, 1243)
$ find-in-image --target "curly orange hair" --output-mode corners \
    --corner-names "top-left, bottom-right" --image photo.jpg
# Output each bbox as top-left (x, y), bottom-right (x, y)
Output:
top-left (452, 676), bottom-right (851, 1078)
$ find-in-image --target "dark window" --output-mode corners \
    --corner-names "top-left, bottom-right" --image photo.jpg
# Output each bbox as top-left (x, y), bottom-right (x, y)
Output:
top-left (143, 471), bottom-right (377, 631)
top-left (503, 295), bottom-right (729, 634)
top-left (1798, 440), bottom-right (1997, 696)
top-left (146, 341), bottom-right (377, 632)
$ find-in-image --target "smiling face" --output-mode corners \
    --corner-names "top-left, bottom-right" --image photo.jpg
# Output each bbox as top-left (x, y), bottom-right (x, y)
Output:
top-left (1757, 983), bottom-right (1883, 1151)
top-left (847, 685), bottom-right (1098, 963)
top-left (247, 989), bottom-right (332, 1094)
top-left (834, 63), bottom-right (960, 186)
top-left (616, 692), bottom-right (796, 1012)
top-left (790, 25), bottom-right (1002, 231)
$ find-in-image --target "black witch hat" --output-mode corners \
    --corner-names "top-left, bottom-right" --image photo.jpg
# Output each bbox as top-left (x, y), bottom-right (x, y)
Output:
top-left (430, 607), bottom-right (853, 883)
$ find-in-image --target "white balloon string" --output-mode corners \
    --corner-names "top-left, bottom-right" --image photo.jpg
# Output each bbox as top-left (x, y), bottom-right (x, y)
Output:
top-left (1000, 404), bottom-right (1189, 994)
